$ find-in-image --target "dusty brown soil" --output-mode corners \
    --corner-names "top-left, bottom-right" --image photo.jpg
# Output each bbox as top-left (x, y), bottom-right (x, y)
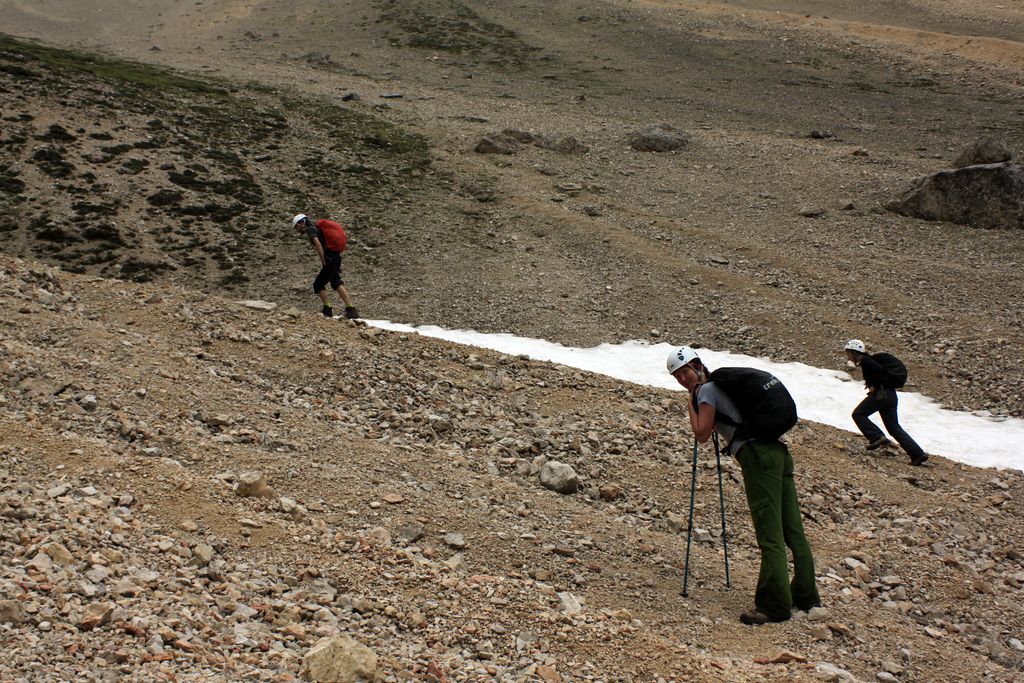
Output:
top-left (2, 1), bottom-right (1024, 681)
top-left (2, 255), bottom-right (1024, 682)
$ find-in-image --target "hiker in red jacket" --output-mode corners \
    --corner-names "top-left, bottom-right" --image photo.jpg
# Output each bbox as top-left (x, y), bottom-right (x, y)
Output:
top-left (292, 214), bottom-right (359, 319)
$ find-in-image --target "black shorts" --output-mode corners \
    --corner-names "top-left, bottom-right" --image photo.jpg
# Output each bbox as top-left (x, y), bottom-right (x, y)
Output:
top-left (313, 251), bottom-right (343, 293)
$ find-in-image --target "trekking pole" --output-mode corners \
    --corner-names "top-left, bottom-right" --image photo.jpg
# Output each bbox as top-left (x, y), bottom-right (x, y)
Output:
top-left (681, 438), bottom-right (699, 597)
top-left (712, 433), bottom-right (731, 588)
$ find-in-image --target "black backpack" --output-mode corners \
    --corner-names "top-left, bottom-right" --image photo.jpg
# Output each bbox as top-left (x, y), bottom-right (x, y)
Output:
top-left (697, 367), bottom-right (798, 442)
top-left (872, 353), bottom-right (908, 389)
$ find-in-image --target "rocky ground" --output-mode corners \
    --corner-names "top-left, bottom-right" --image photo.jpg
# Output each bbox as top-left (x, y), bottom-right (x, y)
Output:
top-left (2, 1), bottom-right (1024, 419)
top-left (2, 0), bottom-right (1024, 681)
top-left (2, 255), bottom-right (1024, 682)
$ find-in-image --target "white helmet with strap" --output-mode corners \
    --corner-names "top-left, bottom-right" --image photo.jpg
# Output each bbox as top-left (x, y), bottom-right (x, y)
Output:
top-left (844, 339), bottom-right (866, 353)
top-left (291, 213), bottom-right (308, 227)
top-left (666, 346), bottom-right (700, 374)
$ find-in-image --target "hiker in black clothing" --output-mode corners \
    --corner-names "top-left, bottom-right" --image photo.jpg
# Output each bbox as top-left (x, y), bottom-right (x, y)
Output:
top-left (844, 339), bottom-right (928, 466)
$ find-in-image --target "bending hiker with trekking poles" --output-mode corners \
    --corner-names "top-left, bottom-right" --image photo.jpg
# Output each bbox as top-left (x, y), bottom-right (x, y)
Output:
top-left (667, 346), bottom-right (820, 625)
top-left (844, 339), bottom-right (928, 466)
top-left (292, 213), bottom-right (360, 320)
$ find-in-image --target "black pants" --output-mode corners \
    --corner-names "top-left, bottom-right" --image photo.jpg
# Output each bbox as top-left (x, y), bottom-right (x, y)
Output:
top-left (852, 388), bottom-right (924, 460)
top-left (313, 251), bottom-right (343, 293)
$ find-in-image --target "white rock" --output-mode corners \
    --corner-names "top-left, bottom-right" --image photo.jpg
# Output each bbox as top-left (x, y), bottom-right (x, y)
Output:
top-left (237, 300), bottom-right (278, 311)
top-left (557, 591), bottom-right (583, 615)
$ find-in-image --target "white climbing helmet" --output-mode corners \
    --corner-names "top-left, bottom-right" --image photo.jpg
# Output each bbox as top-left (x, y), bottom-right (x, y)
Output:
top-left (291, 213), bottom-right (308, 227)
top-left (666, 346), bottom-right (700, 374)
top-left (844, 339), bottom-right (866, 353)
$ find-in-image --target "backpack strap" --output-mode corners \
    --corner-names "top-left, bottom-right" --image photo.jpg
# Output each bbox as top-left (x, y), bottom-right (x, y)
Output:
top-left (692, 384), bottom-right (740, 427)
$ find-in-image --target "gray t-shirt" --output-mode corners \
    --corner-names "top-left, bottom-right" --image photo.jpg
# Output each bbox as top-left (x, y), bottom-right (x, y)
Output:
top-left (695, 382), bottom-right (748, 455)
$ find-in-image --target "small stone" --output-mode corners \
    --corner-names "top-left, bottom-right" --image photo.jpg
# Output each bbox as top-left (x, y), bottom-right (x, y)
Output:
top-left (0, 600), bottom-right (26, 625)
top-left (79, 602), bottom-right (114, 631)
top-left (279, 496), bottom-right (306, 521)
top-left (807, 606), bottom-right (831, 621)
top-left (539, 461), bottom-right (579, 494)
top-left (299, 635), bottom-right (380, 682)
top-left (557, 591), bottom-right (583, 615)
top-left (47, 484), bottom-right (70, 498)
top-left (366, 527), bottom-right (391, 548)
top-left (237, 299), bottom-right (278, 311)
top-left (397, 522), bottom-right (425, 544)
top-left (235, 471), bottom-right (273, 498)
top-left (192, 544), bottom-right (215, 566)
top-left (381, 493), bottom-right (405, 504)
top-left (44, 543), bottom-right (74, 565)
top-left (443, 533), bottom-right (466, 549)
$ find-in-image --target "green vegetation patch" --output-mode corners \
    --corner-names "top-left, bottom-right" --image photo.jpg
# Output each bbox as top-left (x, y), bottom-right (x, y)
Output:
top-left (373, 0), bottom-right (538, 65)
top-left (0, 32), bottom-right (440, 295)
top-left (0, 163), bottom-right (25, 196)
top-left (0, 33), bottom-right (226, 97)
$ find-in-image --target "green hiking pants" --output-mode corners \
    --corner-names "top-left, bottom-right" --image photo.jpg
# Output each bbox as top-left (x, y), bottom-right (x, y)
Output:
top-left (735, 439), bottom-right (820, 619)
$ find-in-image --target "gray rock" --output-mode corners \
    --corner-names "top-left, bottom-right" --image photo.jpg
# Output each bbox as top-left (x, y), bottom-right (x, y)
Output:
top-left (443, 532), bottom-right (466, 549)
top-left (535, 134), bottom-right (588, 155)
top-left (300, 635), bottom-right (380, 682)
top-left (501, 129), bottom-right (536, 143)
top-left (279, 496), bottom-right (306, 521)
top-left (815, 662), bottom-right (860, 682)
top-left (397, 522), bottom-right (424, 543)
top-left (887, 162), bottom-right (1024, 230)
top-left (952, 137), bottom-right (1013, 168)
top-left (628, 124), bottom-right (689, 152)
top-left (474, 135), bottom-right (519, 155)
top-left (539, 461), bottom-right (579, 494)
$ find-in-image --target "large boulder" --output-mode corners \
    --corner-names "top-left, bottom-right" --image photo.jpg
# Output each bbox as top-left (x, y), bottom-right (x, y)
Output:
top-left (952, 137), bottom-right (1013, 169)
top-left (300, 635), bottom-right (380, 683)
top-left (628, 124), bottom-right (689, 152)
top-left (887, 162), bottom-right (1024, 230)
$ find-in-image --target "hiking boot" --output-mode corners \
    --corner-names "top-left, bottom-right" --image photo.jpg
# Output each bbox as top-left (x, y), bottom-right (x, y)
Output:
top-left (866, 437), bottom-right (894, 451)
top-left (321, 305), bottom-right (334, 318)
top-left (910, 453), bottom-right (929, 466)
top-left (740, 609), bottom-right (789, 626)
top-left (344, 306), bottom-right (360, 319)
